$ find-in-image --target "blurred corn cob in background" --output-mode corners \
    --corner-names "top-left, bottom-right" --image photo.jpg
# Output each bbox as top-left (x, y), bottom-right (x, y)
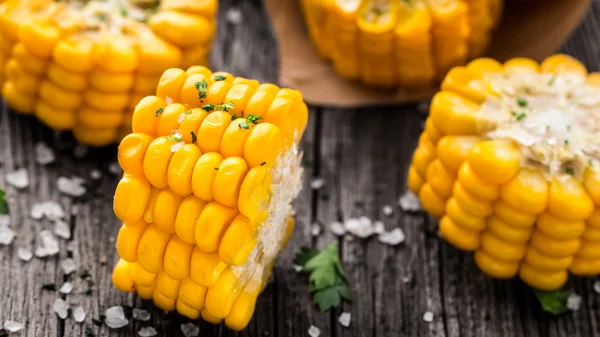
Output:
top-left (0, 0), bottom-right (217, 146)
top-left (299, 0), bottom-right (503, 88)
top-left (408, 54), bottom-right (600, 291)
top-left (111, 66), bottom-right (308, 330)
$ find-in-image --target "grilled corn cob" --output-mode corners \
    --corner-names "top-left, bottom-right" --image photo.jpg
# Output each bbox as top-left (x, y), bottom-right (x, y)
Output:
top-left (299, 0), bottom-right (503, 88)
top-left (0, 0), bottom-right (216, 146)
top-left (111, 66), bottom-right (308, 330)
top-left (409, 54), bottom-right (600, 291)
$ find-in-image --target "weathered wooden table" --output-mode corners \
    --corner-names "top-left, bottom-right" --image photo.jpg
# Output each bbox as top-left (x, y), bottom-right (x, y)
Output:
top-left (1, 1), bottom-right (600, 336)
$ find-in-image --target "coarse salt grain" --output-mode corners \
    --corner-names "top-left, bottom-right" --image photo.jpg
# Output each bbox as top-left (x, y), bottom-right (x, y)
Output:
top-left (73, 144), bottom-right (88, 158)
top-left (373, 220), bottom-right (385, 234)
top-left (132, 308), bottom-right (151, 321)
top-left (54, 219), bottom-right (71, 239)
top-left (57, 176), bottom-right (86, 197)
top-left (378, 228), bottom-right (405, 246)
top-left (59, 282), bottom-right (74, 294)
top-left (594, 281), bottom-right (600, 294)
top-left (108, 162), bottom-right (123, 175)
top-left (74, 306), bottom-right (86, 323)
top-left (308, 325), bottom-right (320, 337)
top-left (171, 141), bottom-right (185, 152)
top-left (423, 311), bottom-right (434, 322)
top-left (53, 298), bottom-right (69, 319)
top-left (225, 7), bottom-right (243, 24)
top-left (0, 226), bottom-right (15, 245)
top-left (181, 322), bottom-right (200, 337)
top-left (567, 293), bottom-right (582, 311)
top-left (3, 320), bottom-right (24, 332)
top-left (30, 201), bottom-right (65, 220)
top-left (344, 217), bottom-right (376, 238)
top-left (60, 258), bottom-right (77, 275)
top-left (138, 326), bottom-right (157, 337)
top-left (6, 168), bottom-right (29, 189)
top-left (90, 169), bottom-right (102, 180)
top-left (330, 221), bottom-right (346, 236)
top-left (165, 96), bottom-right (173, 104)
top-left (311, 223), bottom-right (321, 236)
top-left (338, 312), bottom-right (351, 327)
top-left (310, 177), bottom-right (325, 190)
top-left (399, 191), bottom-right (422, 212)
top-left (35, 142), bottom-right (55, 165)
top-left (293, 265), bottom-right (303, 273)
top-left (382, 205), bottom-right (394, 216)
top-left (178, 113), bottom-right (187, 123)
top-left (105, 306), bottom-right (129, 329)
top-left (17, 247), bottom-right (33, 261)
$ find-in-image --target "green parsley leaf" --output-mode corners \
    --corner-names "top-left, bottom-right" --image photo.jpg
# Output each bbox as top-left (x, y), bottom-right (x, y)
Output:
top-left (516, 113), bottom-right (527, 121)
top-left (246, 114), bottom-right (262, 124)
top-left (202, 104), bottom-right (215, 112)
top-left (184, 110), bottom-right (193, 115)
top-left (165, 135), bottom-right (181, 142)
top-left (119, 6), bottom-right (128, 16)
top-left (564, 139), bottom-right (569, 145)
top-left (534, 289), bottom-right (571, 315)
top-left (589, 159), bottom-right (594, 167)
top-left (191, 131), bottom-right (197, 144)
top-left (548, 74), bottom-right (557, 86)
top-left (214, 167), bottom-right (219, 171)
top-left (516, 98), bottom-right (528, 107)
top-left (195, 80), bottom-right (208, 100)
top-left (42, 283), bottom-right (57, 291)
top-left (566, 167), bottom-right (575, 176)
top-left (155, 107), bottom-right (164, 117)
top-left (216, 101), bottom-right (234, 112)
top-left (261, 162), bottom-right (266, 166)
top-left (295, 243), bottom-right (352, 312)
top-left (97, 13), bottom-right (106, 21)
top-left (214, 75), bottom-right (227, 81)
top-left (238, 122), bottom-right (250, 130)
top-left (0, 189), bottom-right (8, 215)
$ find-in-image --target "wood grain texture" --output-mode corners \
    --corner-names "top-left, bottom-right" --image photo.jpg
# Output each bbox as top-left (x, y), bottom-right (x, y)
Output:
top-left (0, 0), bottom-right (600, 336)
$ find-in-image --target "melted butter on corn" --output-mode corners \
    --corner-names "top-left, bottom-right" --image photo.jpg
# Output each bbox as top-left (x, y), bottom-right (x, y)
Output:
top-left (409, 54), bottom-right (600, 291)
top-left (478, 72), bottom-right (600, 180)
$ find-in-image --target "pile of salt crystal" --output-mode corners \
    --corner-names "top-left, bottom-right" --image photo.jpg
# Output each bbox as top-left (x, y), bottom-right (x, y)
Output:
top-left (181, 322), bottom-right (200, 337)
top-left (6, 168), bottom-right (29, 189)
top-left (105, 306), bottom-right (129, 329)
top-left (57, 176), bottom-right (86, 197)
top-left (34, 143), bottom-right (56, 166)
top-left (35, 230), bottom-right (60, 257)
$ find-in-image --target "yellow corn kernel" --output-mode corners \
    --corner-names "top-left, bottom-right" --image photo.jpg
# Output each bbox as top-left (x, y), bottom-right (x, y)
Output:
top-left (39, 80), bottom-right (82, 110)
top-left (155, 103), bottom-right (187, 137)
top-left (504, 58), bottom-right (539, 73)
top-left (190, 248), bottom-right (228, 287)
top-left (52, 36), bottom-right (94, 73)
top-left (156, 272), bottom-right (181, 299)
top-left (118, 133), bottom-right (153, 177)
top-left (445, 197), bottom-right (485, 232)
top-left (201, 309), bottom-right (223, 324)
top-left (195, 201), bottom-right (238, 253)
top-left (219, 215), bottom-right (256, 266)
top-left (582, 227), bottom-right (600, 242)
top-left (436, 135), bottom-right (480, 174)
top-left (486, 216), bottom-right (532, 244)
top-left (519, 264), bottom-right (568, 291)
top-left (583, 168), bottom-right (600, 206)
top-left (2, 81), bottom-right (35, 113)
top-left (137, 285), bottom-right (155, 300)
top-left (467, 140), bottom-right (520, 185)
top-left (530, 231), bottom-right (581, 258)
top-left (524, 247), bottom-right (574, 272)
top-left (457, 161), bottom-right (499, 201)
top-left (225, 275), bottom-right (261, 331)
top-left (112, 259), bottom-right (136, 293)
top-left (137, 224), bottom-right (172, 274)
top-left (176, 299), bottom-right (201, 319)
top-left (441, 66), bottom-right (487, 103)
top-left (89, 70), bottom-right (134, 93)
top-left (149, 11), bottom-right (215, 47)
top-left (499, 168), bottom-right (548, 214)
top-left (540, 54), bottom-right (587, 76)
top-left (34, 101), bottom-right (76, 130)
top-left (163, 236), bottom-right (194, 280)
top-left (407, 165), bottom-right (424, 194)
top-left (153, 289), bottom-right (176, 311)
top-left (93, 37), bottom-right (138, 73)
top-left (213, 157), bottom-right (249, 209)
top-left (83, 89), bottom-right (129, 112)
top-left (191, 152), bottom-right (224, 201)
top-left (224, 84), bottom-right (256, 115)
top-left (116, 220), bottom-right (149, 262)
top-left (114, 174), bottom-right (151, 222)
top-left (548, 177), bottom-right (594, 221)
top-left (426, 160), bottom-right (455, 199)
top-left (474, 250), bottom-right (519, 278)
top-left (480, 232), bottom-right (526, 262)
top-left (576, 241), bottom-right (600, 259)
top-left (133, 73), bottom-right (163, 94)
top-left (439, 216), bottom-right (480, 251)
top-left (77, 107), bottom-right (123, 129)
top-left (175, 195), bottom-right (207, 245)
top-left (204, 267), bottom-right (241, 319)
top-left (466, 57), bottom-right (504, 75)
top-left (151, 189), bottom-right (182, 234)
top-left (143, 137), bottom-right (177, 189)
top-left (452, 182), bottom-right (492, 217)
top-left (132, 263), bottom-right (157, 286)
top-left (203, 81), bottom-right (233, 106)
top-left (132, 96), bottom-right (165, 137)
top-left (156, 68), bottom-right (188, 102)
top-left (73, 126), bottom-right (119, 146)
top-left (419, 183), bottom-right (446, 218)
top-left (179, 108), bottom-right (208, 143)
top-left (243, 123), bottom-right (283, 168)
top-left (178, 278), bottom-right (207, 311)
top-left (536, 212), bottom-right (586, 240)
top-left (168, 144), bottom-right (203, 197)
top-left (569, 257), bottom-right (600, 276)
top-left (197, 111), bottom-right (233, 153)
top-left (492, 200), bottom-right (536, 228)
top-left (220, 118), bottom-right (253, 158)
top-left (180, 73), bottom-right (211, 107)
top-left (424, 118), bottom-right (443, 144)
top-left (138, 34), bottom-right (182, 74)
top-left (161, 0), bottom-right (218, 17)
top-left (430, 91), bottom-right (479, 135)
top-left (588, 209), bottom-right (600, 230)
top-left (12, 43), bottom-right (47, 75)
top-left (238, 166), bottom-right (271, 224)
top-left (46, 63), bottom-right (87, 92)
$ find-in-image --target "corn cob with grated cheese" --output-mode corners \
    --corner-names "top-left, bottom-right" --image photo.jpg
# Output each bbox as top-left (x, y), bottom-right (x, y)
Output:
top-left (299, 0), bottom-right (503, 88)
top-left (111, 65), bottom-right (308, 330)
top-left (0, 0), bottom-right (216, 146)
top-left (409, 54), bottom-right (600, 291)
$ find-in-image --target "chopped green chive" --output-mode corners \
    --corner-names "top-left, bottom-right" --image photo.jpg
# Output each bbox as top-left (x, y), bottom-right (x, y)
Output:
top-left (214, 167), bottom-right (219, 171)
top-left (516, 113), bottom-right (527, 121)
top-left (165, 135), bottom-right (181, 142)
top-left (42, 283), bottom-right (57, 291)
top-left (191, 131), bottom-right (197, 144)
top-left (260, 162), bottom-right (266, 166)
top-left (546, 125), bottom-right (550, 132)
top-left (195, 80), bottom-right (208, 100)
top-left (566, 167), bottom-right (575, 176)
top-left (246, 114), bottom-right (262, 124)
top-left (216, 101), bottom-right (234, 112)
top-left (564, 139), bottom-right (569, 145)
top-left (155, 107), bottom-right (164, 117)
top-left (548, 74), bottom-right (557, 86)
top-left (214, 75), bottom-right (227, 81)
top-left (201, 104), bottom-right (215, 112)
top-left (516, 98), bottom-right (528, 107)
